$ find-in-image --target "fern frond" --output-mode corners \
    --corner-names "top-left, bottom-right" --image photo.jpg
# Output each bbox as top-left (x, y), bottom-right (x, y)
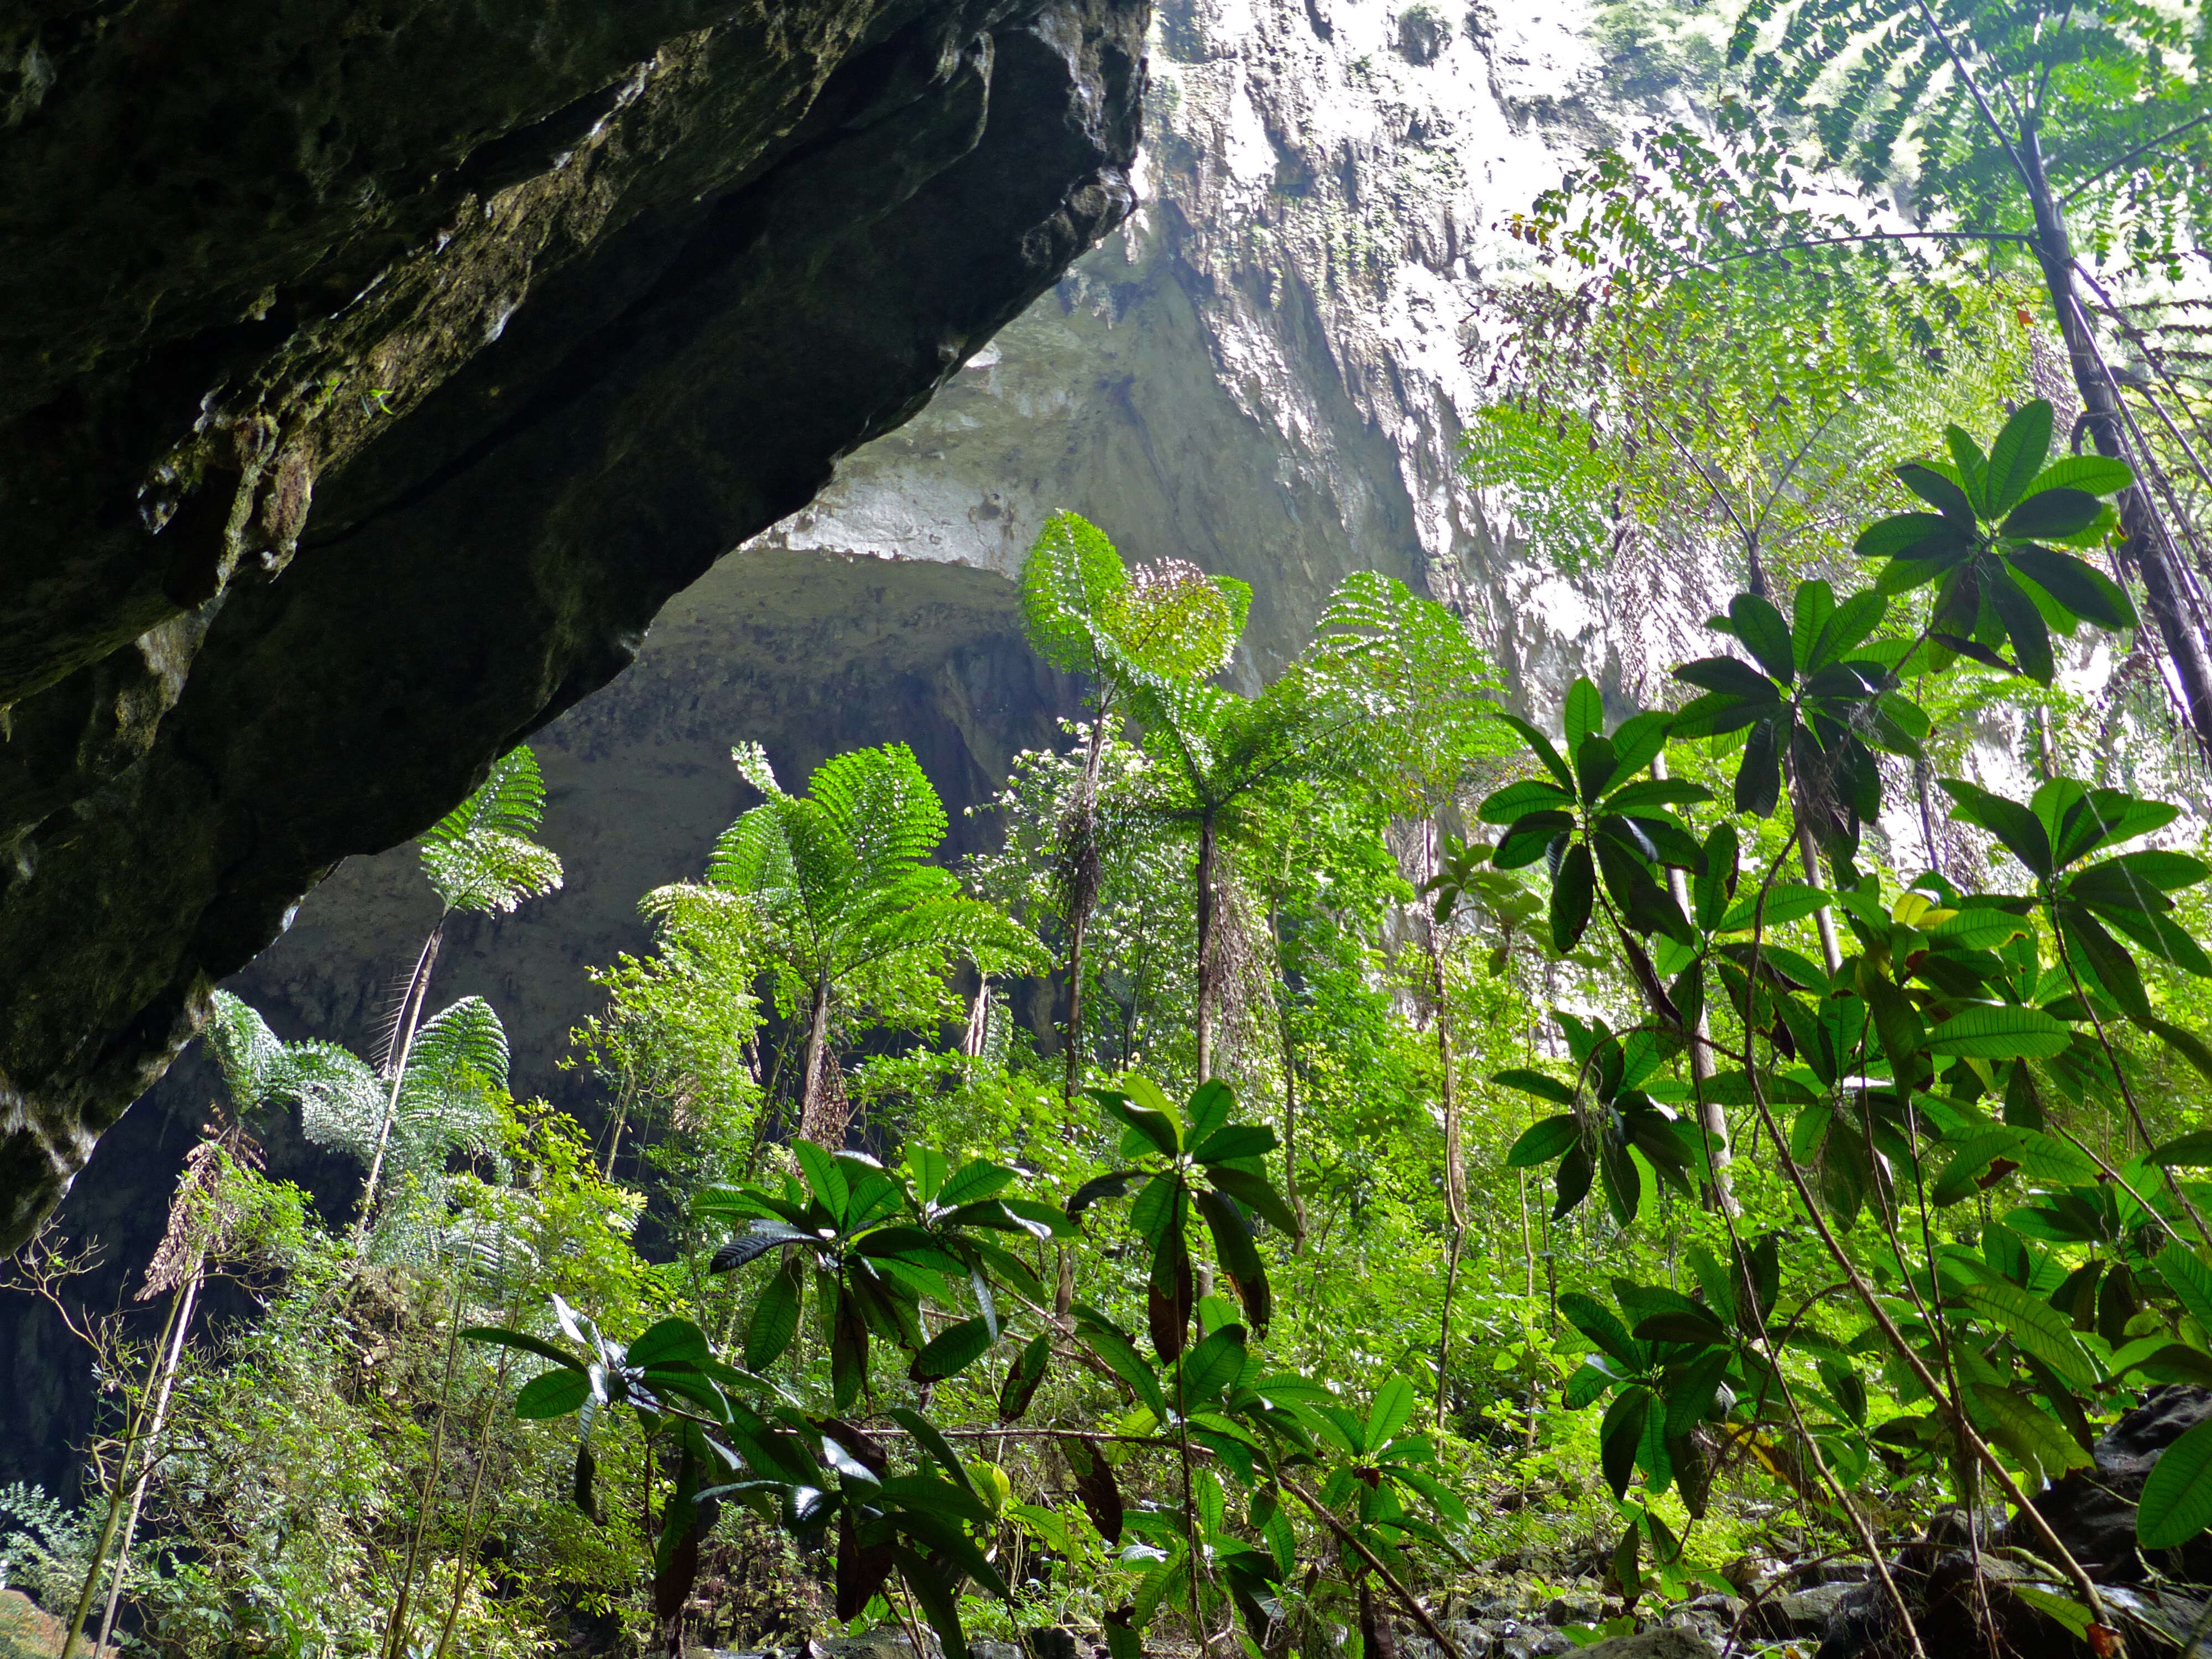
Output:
top-left (731, 741), bottom-right (782, 797)
top-left (1021, 509), bottom-right (1131, 680)
top-left (420, 746), bottom-right (564, 915)
top-left (270, 1040), bottom-right (387, 1166)
top-left (202, 991), bottom-right (287, 1111)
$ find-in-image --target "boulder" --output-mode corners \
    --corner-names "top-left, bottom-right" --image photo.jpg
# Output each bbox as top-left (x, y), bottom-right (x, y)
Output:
top-left (1747, 1582), bottom-right (1856, 1640)
top-left (1574, 1631), bottom-right (1718, 1659)
top-left (2011, 1384), bottom-right (2212, 1583)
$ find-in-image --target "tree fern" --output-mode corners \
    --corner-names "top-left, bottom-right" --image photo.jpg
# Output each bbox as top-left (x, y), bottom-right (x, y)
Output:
top-left (695, 743), bottom-right (1046, 1145)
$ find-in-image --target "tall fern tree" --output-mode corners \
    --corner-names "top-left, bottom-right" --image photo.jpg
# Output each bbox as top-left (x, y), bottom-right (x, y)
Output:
top-left (366, 747), bottom-right (562, 1220)
top-left (686, 743), bottom-right (1044, 1147)
top-left (1021, 512), bottom-right (1250, 1103)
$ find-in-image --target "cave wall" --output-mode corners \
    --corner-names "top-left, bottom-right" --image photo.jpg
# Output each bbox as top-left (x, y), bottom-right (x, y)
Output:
top-left (0, 0), bottom-right (1149, 1249)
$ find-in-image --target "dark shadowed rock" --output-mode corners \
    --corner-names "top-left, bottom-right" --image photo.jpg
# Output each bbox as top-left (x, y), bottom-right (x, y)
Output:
top-left (0, 0), bottom-right (1146, 1248)
top-left (1574, 1631), bottom-right (1717, 1659)
top-left (2012, 1384), bottom-right (2212, 1583)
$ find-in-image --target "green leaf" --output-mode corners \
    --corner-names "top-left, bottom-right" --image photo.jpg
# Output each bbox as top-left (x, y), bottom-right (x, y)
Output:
top-left (1971, 1384), bottom-right (2092, 1480)
top-left (1558, 1291), bottom-right (1641, 1370)
top-left (2010, 545), bottom-right (2137, 631)
top-left (1203, 1166), bottom-right (1302, 1237)
top-left (1990, 570), bottom-right (2055, 685)
top-left (1599, 1386), bottom-right (1650, 1499)
top-left (515, 1367), bottom-right (593, 1419)
top-left (2146, 1018), bottom-right (2212, 1086)
top-left (1734, 719), bottom-right (1782, 818)
top-left (1927, 1004), bottom-right (2073, 1059)
top-left (1939, 780), bottom-right (2052, 877)
top-left (1950, 1280), bottom-right (2100, 1390)
top-left (938, 1159), bottom-right (1018, 1207)
top-left (1193, 1188), bottom-right (1271, 1335)
top-left (1177, 1324), bottom-right (1250, 1411)
top-left (2023, 454), bottom-right (2131, 499)
top-left (1498, 713), bottom-right (1577, 795)
top-left (1898, 462), bottom-right (1975, 522)
top-left (1717, 881), bottom-right (1831, 932)
top-left (745, 1258), bottom-right (805, 1370)
top-left (628, 1317), bottom-right (712, 1370)
top-left (1494, 1069), bottom-right (1577, 1107)
top-left (2155, 1243), bottom-right (2212, 1333)
top-left (1552, 842), bottom-right (1595, 954)
top-left (910, 1317), bottom-right (995, 1382)
top-left (1506, 1114), bottom-right (1582, 1166)
top-left (1191, 1124), bottom-right (1276, 1165)
top-left (998, 1333), bottom-right (1052, 1422)
top-left (1566, 679), bottom-right (1605, 750)
top-left (460, 1327), bottom-right (583, 1371)
top-left (1984, 401), bottom-right (2054, 514)
top-left (1856, 510), bottom-right (1963, 560)
top-left (1729, 594), bottom-right (1796, 684)
top-left (2138, 1417), bottom-right (2212, 1549)
top-left (794, 1142), bottom-right (852, 1220)
top-left (1095, 1090), bottom-right (1181, 1159)
top-left (2001, 488), bottom-right (2104, 541)
top-left (1364, 1376), bottom-right (1418, 1453)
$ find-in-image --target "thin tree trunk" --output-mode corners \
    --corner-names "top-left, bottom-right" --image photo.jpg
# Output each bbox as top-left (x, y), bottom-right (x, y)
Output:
top-left (1269, 903), bottom-right (1308, 1241)
top-left (359, 922), bottom-right (445, 1240)
top-left (1194, 811), bottom-right (1218, 1083)
top-left (70, 1269), bottom-right (201, 1659)
top-left (1428, 901), bottom-right (1467, 1425)
top-left (1796, 818), bottom-right (1845, 977)
top-left (1653, 753), bottom-right (1735, 1214)
top-left (2020, 119), bottom-right (2212, 746)
top-left (797, 979), bottom-right (834, 1146)
top-left (1062, 721), bottom-right (1109, 1108)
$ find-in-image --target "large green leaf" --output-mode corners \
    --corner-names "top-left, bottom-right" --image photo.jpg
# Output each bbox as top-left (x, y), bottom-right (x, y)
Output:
top-left (1364, 1375), bottom-right (1418, 1453)
top-left (1927, 1004), bottom-right (2073, 1059)
top-left (1950, 1279), bottom-right (2100, 1389)
top-left (2139, 1417), bottom-right (2212, 1550)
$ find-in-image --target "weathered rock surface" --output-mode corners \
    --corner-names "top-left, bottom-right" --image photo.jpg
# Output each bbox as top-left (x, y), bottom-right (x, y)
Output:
top-left (0, 0), bottom-right (1147, 1246)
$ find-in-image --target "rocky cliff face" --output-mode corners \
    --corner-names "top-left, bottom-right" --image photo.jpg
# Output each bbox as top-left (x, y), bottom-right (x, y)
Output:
top-left (0, 0), bottom-right (1149, 1248)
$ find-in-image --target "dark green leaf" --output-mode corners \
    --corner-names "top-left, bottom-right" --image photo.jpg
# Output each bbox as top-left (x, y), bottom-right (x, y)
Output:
top-left (2001, 487), bottom-right (2103, 541)
top-left (911, 1317), bottom-right (995, 1382)
top-left (1551, 842), bottom-right (1596, 954)
top-left (1897, 462), bottom-right (1975, 523)
top-left (2010, 545), bottom-right (2137, 630)
top-left (1735, 719), bottom-right (1782, 818)
top-left (1203, 1166), bottom-right (1302, 1237)
top-left (2138, 1417), bottom-right (2212, 1550)
top-left (1985, 401), bottom-right (2054, 514)
top-left (1494, 1069), bottom-right (1577, 1106)
top-left (745, 1256), bottom-right (806, 1370)
top-left (1193, 1187), bottom-right (1271, 1335)
top-left (1729, 595), bottom-right (1796, 684)
top-left (460, 1327), bottom-right (582, 1370)
top-left (1506, 1113), bottom-right (1582, 1166)
top-left (1600, 1386), bottom-right (1650, 1499)
top-left (1856, 510), bottom-right (1965, 560)
top-left (515, 1367), bottom-right (592, 1419)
